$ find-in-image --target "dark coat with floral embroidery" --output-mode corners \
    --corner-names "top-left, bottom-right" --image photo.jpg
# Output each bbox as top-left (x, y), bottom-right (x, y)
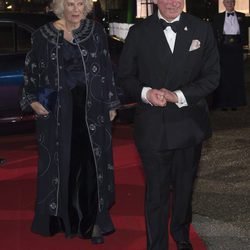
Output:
top-left (20, 19), bottom-right (120, 236)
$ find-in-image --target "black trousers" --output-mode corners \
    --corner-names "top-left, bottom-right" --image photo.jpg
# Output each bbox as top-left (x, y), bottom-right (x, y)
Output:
top-left (138, 144), bottom-right (202, 250)
top-left (68, 86), bottom-right (98, 237)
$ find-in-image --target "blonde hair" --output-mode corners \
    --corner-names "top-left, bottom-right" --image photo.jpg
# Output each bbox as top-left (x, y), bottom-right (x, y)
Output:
top-left (52, 0), bottom-right (93, 19)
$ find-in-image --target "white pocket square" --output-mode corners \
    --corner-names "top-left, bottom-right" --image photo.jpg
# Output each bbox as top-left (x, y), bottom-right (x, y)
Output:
top-left (189, 39), bottom-right (201, 51)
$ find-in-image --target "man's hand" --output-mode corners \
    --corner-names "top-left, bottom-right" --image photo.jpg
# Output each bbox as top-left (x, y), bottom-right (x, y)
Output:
top-left (30, 102), bottom-right (49, 116)
top-left (146, 89), bottom-right (167, 107)
top-left (160, 88), bottom-right (178, 103)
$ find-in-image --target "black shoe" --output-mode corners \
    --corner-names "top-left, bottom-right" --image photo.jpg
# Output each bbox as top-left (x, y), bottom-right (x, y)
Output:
top-left (176, 241), bottom-right (193, 250)
top-left (91, 225), bottom-right (104, 244)
top-left (0, 159), bottom-right (6, 165)
top-left (91, 235), bottom-right (104, 244)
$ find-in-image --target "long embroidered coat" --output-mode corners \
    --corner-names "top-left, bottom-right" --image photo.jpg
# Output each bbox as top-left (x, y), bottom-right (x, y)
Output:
top-left (20, 19), bottom-right (120, 236)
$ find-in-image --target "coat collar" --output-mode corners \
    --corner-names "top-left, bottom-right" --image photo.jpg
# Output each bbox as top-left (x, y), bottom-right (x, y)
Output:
top-left (39, 18), bottom-right (95, 45)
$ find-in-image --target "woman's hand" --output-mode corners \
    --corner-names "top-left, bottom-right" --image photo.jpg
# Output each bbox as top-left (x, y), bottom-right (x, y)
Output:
top-left (30, 102), bottom-right (49, 116)
top-left (109, 110), bottom-right (117, 121)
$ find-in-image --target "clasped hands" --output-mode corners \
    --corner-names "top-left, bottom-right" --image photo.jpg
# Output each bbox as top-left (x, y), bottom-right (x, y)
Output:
top-left (146, 88), bottom-right (178, 107)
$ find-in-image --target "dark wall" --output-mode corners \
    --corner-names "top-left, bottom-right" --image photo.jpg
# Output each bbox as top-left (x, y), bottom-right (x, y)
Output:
top-left (104, 0), bottom-right (136, 23)
top-left (186, 0), bottom-right (218, 21)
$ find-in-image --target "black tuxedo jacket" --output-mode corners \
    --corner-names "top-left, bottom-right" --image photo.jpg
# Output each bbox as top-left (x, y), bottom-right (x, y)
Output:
top-left (212, 11), bottom-right (248, 46)
top-left (118, 12), bottom-right (220, 150)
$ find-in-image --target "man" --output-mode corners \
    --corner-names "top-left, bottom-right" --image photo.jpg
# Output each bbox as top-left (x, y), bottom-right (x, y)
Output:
top-left (118, 0), bottom-right (220, 250)
top-left (212, 0), bottom-right (247, 110)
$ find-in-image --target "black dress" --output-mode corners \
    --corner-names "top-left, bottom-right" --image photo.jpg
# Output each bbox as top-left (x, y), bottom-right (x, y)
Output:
top-left (62, 39), bottom-right (114, 238)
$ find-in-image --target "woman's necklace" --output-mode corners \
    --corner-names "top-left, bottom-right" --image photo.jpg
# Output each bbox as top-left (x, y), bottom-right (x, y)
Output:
top-left (64, 22), bottom-right (79, 43)
top-left (64, 29), bottom-right (72, 34)
top-left (64, 30), bottom-right (76, 44)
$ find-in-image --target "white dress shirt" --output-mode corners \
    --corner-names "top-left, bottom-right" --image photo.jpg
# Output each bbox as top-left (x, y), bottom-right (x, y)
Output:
top-left (223, 11), bottom-right (240, 35)
top-left (141, 11), bottom-right (188, 108)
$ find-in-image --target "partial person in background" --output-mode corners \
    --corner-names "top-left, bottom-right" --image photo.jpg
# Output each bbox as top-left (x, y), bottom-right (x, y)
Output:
top-left (45, 0), bottom-right (56, 17)
top-left (20, 0), bottom-right (120, 245)
top-left (118, 0), bottom-right (220, 249)
top-left (212, 0), bottom-right (248, 110)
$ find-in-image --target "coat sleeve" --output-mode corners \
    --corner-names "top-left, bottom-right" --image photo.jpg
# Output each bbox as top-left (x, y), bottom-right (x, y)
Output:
top-left (181, 23), bottom-right (220, 105)
top-left (20, 33), bottom-right (39, 112)
top-left (100, 27), bottom-right (121, 110)
top-left (240, 13), bottom-right (248, 46)
top-left (117, 26), bottom-right (144, 103)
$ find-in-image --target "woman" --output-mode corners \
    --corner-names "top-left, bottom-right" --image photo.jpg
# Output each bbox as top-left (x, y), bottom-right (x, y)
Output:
top-left (20, 0), bottom-right (120, 244)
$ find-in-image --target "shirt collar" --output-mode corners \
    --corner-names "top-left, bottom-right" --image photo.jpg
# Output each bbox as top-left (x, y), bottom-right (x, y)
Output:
top-left (158, 10), bottom-right (180, 23)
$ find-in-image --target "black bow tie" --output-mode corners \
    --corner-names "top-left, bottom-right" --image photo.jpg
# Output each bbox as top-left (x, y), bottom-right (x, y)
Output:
top-left (227, 12), bottom-right (234, 17)
top-left (159, 19), bottom-right (179, 33)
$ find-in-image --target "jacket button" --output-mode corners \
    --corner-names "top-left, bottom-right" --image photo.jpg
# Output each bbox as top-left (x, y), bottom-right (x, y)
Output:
top-left (52, 178), bottom-right (59, 185)
top-left (56, 141), bottom-right (59, 146)
top-left (98, 115), bottom-right (104, 123)
top-left (98, 174), bottom-right (103, 183)
top-left (51, 53), bottom-right (56, 60)
top-left (89, 124), bottom-right (96, 131)
top-left (81, 49), bottom-right (87, 56)
top-left (107, 164), bottom-right (114, 170)
top-left (87, 100), bottom-right (92, 107)
top-left (100, 198), bottom-right (104, 205)
top-left (50, 202), bottom-right (57, 210)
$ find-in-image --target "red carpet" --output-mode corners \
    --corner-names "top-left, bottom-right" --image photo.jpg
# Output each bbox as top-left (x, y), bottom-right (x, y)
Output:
top-left (0, 124), bottom-right (207, 250)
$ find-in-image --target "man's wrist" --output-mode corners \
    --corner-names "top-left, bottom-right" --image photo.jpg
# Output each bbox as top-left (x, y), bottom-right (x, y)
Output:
top-left (173, 92), bottom-right (178, 103)
top-left (141, 87), bottom-right (153, 105)
top-left (174, 90), bottom-right (188, 108)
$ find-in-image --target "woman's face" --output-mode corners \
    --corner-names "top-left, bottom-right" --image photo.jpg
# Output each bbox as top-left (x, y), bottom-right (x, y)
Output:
top-left (63, 0), bottom-right (84, 25)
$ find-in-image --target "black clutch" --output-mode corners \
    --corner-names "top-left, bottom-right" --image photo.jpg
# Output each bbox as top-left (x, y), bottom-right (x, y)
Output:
top-left (38, 88), bottom-right (57, 112)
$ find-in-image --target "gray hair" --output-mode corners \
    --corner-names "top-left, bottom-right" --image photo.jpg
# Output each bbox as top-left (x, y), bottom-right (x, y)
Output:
top-left (52, 0), bottom-right (93, 19)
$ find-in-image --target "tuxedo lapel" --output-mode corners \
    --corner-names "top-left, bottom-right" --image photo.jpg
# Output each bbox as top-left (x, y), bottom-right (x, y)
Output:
top-left (235, 11), bottom-right (243, 28)
top-left (147, 14), bottom-right (173, 80)
top-left (173, 13), bottom-right (193, 64)
top-left (150, 14), bottom-right (173, 55)
top-left (165, 13), bottom-right (193, 85)
top-left (219, 12), bottom-right (225, 34)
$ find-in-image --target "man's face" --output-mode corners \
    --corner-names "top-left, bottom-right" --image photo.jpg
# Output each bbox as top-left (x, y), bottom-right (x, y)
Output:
top-left (153, 0), bottom-right (184, 21)
top-left (223, 0), bottom-right (235, 12)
